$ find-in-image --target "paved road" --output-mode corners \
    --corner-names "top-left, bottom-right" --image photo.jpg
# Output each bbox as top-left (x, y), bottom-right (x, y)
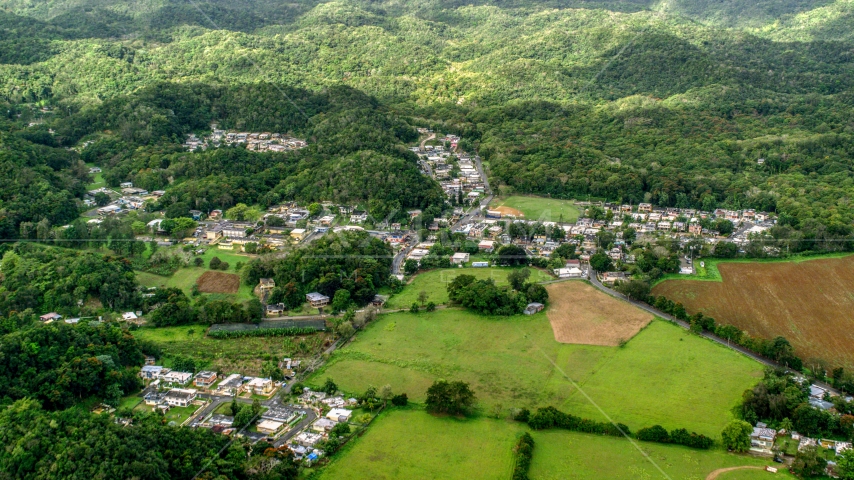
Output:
top-left (585, 273), bottom-right (844, 395)
top-left (274, 409), bottom-right (317, 447)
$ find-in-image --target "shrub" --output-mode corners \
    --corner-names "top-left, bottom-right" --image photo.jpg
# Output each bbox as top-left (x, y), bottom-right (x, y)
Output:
top-left (391, 393), bottom-right (408, 406)
top-left (512, 433), bottom-right (535, 480)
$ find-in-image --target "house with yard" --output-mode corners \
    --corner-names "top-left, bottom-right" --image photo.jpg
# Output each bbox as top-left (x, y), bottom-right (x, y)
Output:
top-left (750, 427), bottom-right (777, 454)
top-left (144, 392), bottom-right (166, 406)
top-left (290, 228), bottom-right (307, 241)
top-left (257, 419), bottom-right (285, 435)
top-left (140, 365), bottom-right (165, 379)
top-left (216, 374), bottom-right (243, 396)
top-left (294, 432), bottom-right (323, 447)
top-left (326, 408), bottom-right (353, 423)
top-left (258, 278), bottom-right (276, 293)
top-left (602, 272), bottom-right (627, 284)
top-left (266, 303), bottom-right (285, 316)
top-left (164, 388), bottom-right (197, 407)
top-left (161, 371), bottom-right (193, 386)
top-left (451, 252), bottom-right (470, 264)
top-left (799, 437), bottom-right (818, 451)
top-left (306, 292), bottom-right (330, 308)
top-left (193, 371), bottom-right (218, 388)
top-left (311, 418), bottom-right (337, 433)
top-left (478, 240), bottom-right (496, 252)
top-left (244, 377), bottom-right (274, 395)
top-left (208, 414), bottom-right (234, 427)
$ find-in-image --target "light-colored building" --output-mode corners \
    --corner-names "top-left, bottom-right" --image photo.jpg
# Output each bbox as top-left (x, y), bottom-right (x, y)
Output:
top-left (306, 292), bottom-right (330, 308)
top-left (326, 408), bottom-right (353, 423)
top-left (451, 252), bottom-right (470, 264)
top-left (257, 419), bottom-right (284, 435)
top-left (750, 427), bottom-right (777, 453)
top-left (194, 371), bottom-right (218, 388)
top-left (164, 388), bottom-right (197, 407)
top-left (244, 377), bottom-right (274, 395)
top-left (311, 418), bottom-right (337, 433)
top-left (161, 371), bottom-right (193, 385)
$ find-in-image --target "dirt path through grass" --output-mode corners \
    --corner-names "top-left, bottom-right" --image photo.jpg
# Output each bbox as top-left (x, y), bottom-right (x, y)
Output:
top-left (705, 465), bottom-right (763, 480)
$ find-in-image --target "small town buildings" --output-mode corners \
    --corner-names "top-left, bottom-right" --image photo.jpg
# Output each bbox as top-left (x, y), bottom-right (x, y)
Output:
top-left (451, 252), bottom-right (470, 264)
top-left (327, 408), bottom-right (353, 423)
top-left (799, 437), bottom-right (818, 451)
top-left (295, 432), bottom-right (323, 447)
top-left (209, 414), bottom-right (234, 427)
top-left (164, 388), bottom-right (197, 407)
top-left (524, 303), bottom-right (545, 315)
top-left (306, 292), bottom-right (330, 308)
top-left (144, 392), bottom-right (166, 406)
top-left (257, 419), bottom-right (285, 435)
top-left (478, 240), bottom-right (496, 252)
top-left (637, 203), bottom-right (653, 213)
top-left (194, 371), bottom-right (218, 388)
top-left (145, 356), bottom-right (156, 366)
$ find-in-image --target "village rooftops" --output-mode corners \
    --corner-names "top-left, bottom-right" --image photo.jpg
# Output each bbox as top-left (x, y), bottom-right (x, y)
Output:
top-left (306, 292), bottom-right (330, 307)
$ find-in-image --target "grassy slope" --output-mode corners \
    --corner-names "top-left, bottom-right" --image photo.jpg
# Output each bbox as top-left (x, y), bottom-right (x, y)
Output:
top-left (386, 267), bottom-right (553, 309)
top-left (131, 324), bottom-right (329, 375)
top-left (317, 409), bottom-right (792, 480)
top-left (309, 309), bottom-right (761, 437)
top-left (136, 247), bottom-right (256, 301)
top-left (490, 196), bottom-right (580, 223)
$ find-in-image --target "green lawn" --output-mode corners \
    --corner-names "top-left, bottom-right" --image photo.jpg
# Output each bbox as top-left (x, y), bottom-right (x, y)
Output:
top-left (318, 409), bottom-right (792, 480)
top-left (118, 395), bottom-right (142, 411)
top-left (135, 246), bottom-right (256, 302)
top-left (318, 409), bottom-right (524, 480)
top-left (85, 163), bottom-right (106, 190)
top-left (308, 309), bottom-right (762, 437)
top-left (529, 429), bottom-right (794, 480)
top-left (131, 324), bottom-right (330, 375)
top-left (490, 196), bottom-right (580, 223)
top-left (385, 267), bottom-right (553, 309)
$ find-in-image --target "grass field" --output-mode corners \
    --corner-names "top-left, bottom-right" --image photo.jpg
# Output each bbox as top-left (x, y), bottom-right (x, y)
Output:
top-left (653, 254), bottom-right (854, 367)
top-left (136, 266), bottom-right (255, 302)
top-left (528, 429), bottom-right (794, 480)
top-left (546, 281), bottom-right (653, 346)
top-left (309, 309), bottom-right (761, 437)
top-left (85, 163), bottom-right (106, 190)
top-left (490, 196), bottom-right (579, 223)
top-left (318, 409), bottom-right (792, 480)
top-left (318, 409), bottom-right (524, 480)
top-left (385, 267), bottom-right (553, 309)
top-left (132, 324), bottom-right (330, 375)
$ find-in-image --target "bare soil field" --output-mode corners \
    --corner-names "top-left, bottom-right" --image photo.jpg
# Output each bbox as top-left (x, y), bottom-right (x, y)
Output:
top-left (546, 281), bottom-right (653, 346)
top-left (493, 205), bottom-right (525, 217)
top-left (653, 255), bottom-right (854, 366)
top-left (196, 270), bottom-right (240, 293)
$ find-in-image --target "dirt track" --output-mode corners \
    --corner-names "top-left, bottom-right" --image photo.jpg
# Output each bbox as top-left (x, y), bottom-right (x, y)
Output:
top-left (705, 466), bottom-right (763, 480)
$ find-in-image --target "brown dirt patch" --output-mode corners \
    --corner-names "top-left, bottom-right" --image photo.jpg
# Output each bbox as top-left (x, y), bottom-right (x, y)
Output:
top-left (493, 205), bottom-right (525, 217)
top-left (653, 255), bottom-right (854, 367)
top-left (545, 281), bottom-right (654, 346)
top-left (705, 466), bottom-right (763, 480)
top-left (196, 270), bottom-right (240, 293)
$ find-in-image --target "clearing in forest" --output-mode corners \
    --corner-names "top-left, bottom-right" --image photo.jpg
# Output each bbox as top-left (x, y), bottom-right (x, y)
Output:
top-left (546, 281), bottom-right (653, 346)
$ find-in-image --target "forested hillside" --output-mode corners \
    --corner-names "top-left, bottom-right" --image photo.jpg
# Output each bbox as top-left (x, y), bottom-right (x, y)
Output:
top-left (0, 0), bottom-right (851, 240)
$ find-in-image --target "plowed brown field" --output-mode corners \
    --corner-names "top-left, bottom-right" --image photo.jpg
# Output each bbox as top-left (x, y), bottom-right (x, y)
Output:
top-left (546, 281), bottom-right (653, 345)
top-left (493, 205), bottom-right (525, 217)
top-left (197, 270), bottom-right (240, 293)
top-left (653, 255), bottom-right (854, 366)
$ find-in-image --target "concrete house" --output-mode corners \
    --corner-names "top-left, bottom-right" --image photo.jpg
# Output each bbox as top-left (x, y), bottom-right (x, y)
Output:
top-left (164, 388), bottom-right (197, 407)
top-left (306, 292), bottom-right (330, 308)
top-left (193, 371), bottom-right (218, 388)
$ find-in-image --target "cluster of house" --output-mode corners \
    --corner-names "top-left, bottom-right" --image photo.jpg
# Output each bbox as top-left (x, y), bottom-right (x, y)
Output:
top-left (409, 135), bottom-right (486, 201)
top-left (182, 127), bottom-right (307, 153)
top-left (139, 364), bottom-right (277, 410)
top-left (289, 389), bottom-right (356, 459)
top-left (86, 182), bottom-right (168, 216)
top-left (751, 421), bottom-right (851, 457)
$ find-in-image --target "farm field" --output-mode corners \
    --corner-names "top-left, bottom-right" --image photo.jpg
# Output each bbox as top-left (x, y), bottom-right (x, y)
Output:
top-left (546, 281), bottom-right (653, 346)
top-left (309, 309), bottom-right (761, 437)
top-left (653, 254), bottom-right (854, 367)
top-left (490, 196), bottom-right (580, 223)
top-left (196, 271), bottom-right (240, 293)
top-left (318, 409), bottom-right (791, 480)
top-left (386, 267), bottom-right (553, 309)
top-left (131, 324), bottom-right (330, 375)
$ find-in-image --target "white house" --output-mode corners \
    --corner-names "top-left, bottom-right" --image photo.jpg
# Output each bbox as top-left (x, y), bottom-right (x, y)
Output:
top-left (164, 388), bottom-right (197, 407)
top-left (326, 408), bottom-right (353, 423)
